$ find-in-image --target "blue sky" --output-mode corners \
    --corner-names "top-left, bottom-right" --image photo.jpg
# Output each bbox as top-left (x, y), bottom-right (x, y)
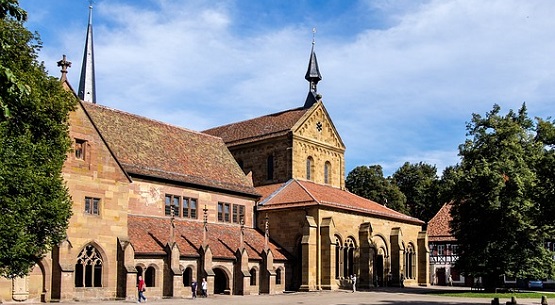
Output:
top-left (18, 0), bottom-right (555, 176)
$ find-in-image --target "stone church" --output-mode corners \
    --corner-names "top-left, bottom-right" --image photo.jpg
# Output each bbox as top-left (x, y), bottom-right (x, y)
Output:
top-left (0, 5), bottom-right (429, 303)
top-left (204, 41), bottom-right (428, 291)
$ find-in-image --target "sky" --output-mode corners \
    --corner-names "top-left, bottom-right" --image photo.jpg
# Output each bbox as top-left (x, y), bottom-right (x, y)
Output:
top-left (18, 0), bottom-right (555, 177)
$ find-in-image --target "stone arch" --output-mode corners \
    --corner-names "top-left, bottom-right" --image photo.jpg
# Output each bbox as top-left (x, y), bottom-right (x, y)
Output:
top-left (212, 265), bottom-right (232, 295)
top-left (275, 266), bottom-right (283, 285)
top-left (249, 266), bottom-right (259, 286)
top-left (27, 258), bottom-right (50, 302)
top-left (144, 264), bottom-right (159, 287)
top-left (74, 242), bottom-right (108, 288)
top-left (404, 242), bottom-right (417, 280)
top-left (135, 263), bottom-right (146, 281)
top-left (182, 265), bottom-right (195, 287)
top-left (343, 236), bottom-right (357, 278)
top-left (333, 234), bottom-right (344, 279)
top-left (372, 234), bottom-right (390, 287)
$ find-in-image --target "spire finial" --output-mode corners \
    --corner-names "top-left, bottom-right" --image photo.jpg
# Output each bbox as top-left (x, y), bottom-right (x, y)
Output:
top-left (57, 55), bottom-right (72, 81)
top-left (312, 27), bottom-right (316, 45)
top-left (305, 28), bottom-right (322, 94)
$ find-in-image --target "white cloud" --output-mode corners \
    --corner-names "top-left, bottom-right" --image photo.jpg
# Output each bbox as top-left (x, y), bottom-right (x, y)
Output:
top-left (28, 0), bottom-right (555, 175)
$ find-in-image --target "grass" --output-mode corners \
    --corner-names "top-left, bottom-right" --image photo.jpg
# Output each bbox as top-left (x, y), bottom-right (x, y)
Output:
top-left (428, 290), bottom-right (550, 299)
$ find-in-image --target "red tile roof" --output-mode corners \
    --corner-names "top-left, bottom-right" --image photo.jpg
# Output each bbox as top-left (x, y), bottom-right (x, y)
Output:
top-left (203, 107), bottom-right (308, 145)
top-left (258, 180), bottom-right (424, 225)
top-left (427, 202), bottom-right (456, 242)
top-left (128, 215), bottom-right (288, 260)
top-left (81, 102), bottom-right (259, 197)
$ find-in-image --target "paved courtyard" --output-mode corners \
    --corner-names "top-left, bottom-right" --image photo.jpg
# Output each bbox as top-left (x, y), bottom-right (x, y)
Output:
top-left (55, 286), bottom-right (552, 305)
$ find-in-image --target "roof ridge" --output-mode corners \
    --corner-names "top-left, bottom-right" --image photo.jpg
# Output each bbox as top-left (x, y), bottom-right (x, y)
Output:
top-left (204, 106), bottom-right (306, 132)
top-left (295, 179), bottom-right (321, 204)
top-left (258, 180), bottom-right (294, 206)
top-left (84, 102), bottom-right (220, 139)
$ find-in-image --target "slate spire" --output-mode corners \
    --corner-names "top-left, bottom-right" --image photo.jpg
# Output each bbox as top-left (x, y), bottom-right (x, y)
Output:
top-left (303, 28), bottom-right (322, 109)
top-left (78, 4), bottom-right (97, 104)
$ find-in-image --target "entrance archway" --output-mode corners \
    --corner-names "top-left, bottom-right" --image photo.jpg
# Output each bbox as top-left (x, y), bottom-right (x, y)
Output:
top-left (213, 268), bottom-right (229, 294)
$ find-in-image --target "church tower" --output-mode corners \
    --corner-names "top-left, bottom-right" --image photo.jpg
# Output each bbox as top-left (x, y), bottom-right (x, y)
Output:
top-left (78, 4), bottom-right (97, 103)
top-left (303, 33), bottom-right (322, 109)
top-left (204, 36), bottom-right (346, 189)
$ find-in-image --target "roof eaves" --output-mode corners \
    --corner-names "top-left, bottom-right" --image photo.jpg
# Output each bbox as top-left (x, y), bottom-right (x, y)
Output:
top-left (318, 200), bottom-right (425, 225)
top-left (126, 165), bottom-right (260, 198)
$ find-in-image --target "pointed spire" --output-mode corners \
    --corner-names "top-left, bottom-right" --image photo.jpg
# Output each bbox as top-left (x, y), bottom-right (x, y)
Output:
top-left (305, 28), bottom-right (322, 94)
top-left (57, 55), bottom-right (72, 82)
top-left (78, 3), bottom-right (97, 103)
top-left (303, 28), bottom-right (322, 109)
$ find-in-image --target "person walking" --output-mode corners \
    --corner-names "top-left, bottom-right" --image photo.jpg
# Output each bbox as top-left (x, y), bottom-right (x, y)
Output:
top-left (448, 274), bottom-right (453, 286)
top-left (191, 278), bottom-right (198, 299)
top-left (137, 276), bottom-right (147, 303)
top-left (201, 278), bottom-right (208, 298)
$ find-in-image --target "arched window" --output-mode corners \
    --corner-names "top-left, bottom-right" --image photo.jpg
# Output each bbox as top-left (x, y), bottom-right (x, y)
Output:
top-left (334, 236), bottom-right (342, 278)
top-left (306, 157), bottom-right (314, 180)
top-left (343, 238), bottom-right (356, 278)
top-left (324, 161), bottom-right (331, 184)
top-left (250, 268), bottom-right (257, 286)
top-left (183, 267), bottom-right (193, 286)
top-left (145, 266), bottom-right (156, 287)
top-left (276, 268), bottom-right (282, 285)
top-left (136, 266), bottom-right (144, 278)
top-left (75, 244), bottom-right (103, 287)
top-left (404, 244), bottom-right (416, 279)
top-left (267, 155), bottom-right (274, 180)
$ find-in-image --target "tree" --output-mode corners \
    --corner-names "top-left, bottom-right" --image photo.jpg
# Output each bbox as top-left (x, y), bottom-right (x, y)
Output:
top-left (391, 162), bottom-right (441, 221)
top-left (0, 1), bottom-right (76, 277)
top-left (0, 0), bottom-right (28, 117)
top-left (450, 104), bottom-right (555, 289)
top-left (346, 165), bottom-right (408, 214)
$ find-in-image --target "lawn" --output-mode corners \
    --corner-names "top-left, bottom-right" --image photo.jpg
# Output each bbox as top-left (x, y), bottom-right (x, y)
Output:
top-left (428, 290), bottom-right (550, 299)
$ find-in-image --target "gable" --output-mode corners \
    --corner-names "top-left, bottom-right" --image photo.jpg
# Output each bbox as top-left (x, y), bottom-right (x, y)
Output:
top-left (64, 102), bottom-right (130, 183)
top-left (292, 101), bottom-right (345, 151)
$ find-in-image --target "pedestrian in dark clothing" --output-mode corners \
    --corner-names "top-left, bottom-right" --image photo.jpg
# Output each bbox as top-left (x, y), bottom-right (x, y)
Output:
top-left (191, 279), bottom-right (198, 299)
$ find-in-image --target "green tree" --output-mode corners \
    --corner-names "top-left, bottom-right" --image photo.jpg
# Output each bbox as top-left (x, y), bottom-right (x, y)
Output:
top-left (0, 1), bottom-right (76, 277)
top-left (346, 165), bottom-right (408, 214)
top-left (0, 0), bottom-right (28, 117)
top-left (391, 162), bottom-right (441, 221)
top-left (450, 104), bottom-right (555, 289)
